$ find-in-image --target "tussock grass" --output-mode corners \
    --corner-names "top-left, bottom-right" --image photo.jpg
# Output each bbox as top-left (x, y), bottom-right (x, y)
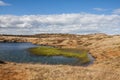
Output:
top-left (29, 46), bottom-right (90, 64)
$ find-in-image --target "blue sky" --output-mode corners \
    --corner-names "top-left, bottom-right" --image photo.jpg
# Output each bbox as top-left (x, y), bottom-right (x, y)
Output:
top-left (0, 0), bottom-right (120, 35)
top-left (1, 0), bottom-right (120, 15)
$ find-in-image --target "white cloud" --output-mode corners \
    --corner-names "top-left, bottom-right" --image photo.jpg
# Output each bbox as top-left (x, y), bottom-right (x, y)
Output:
top-left (93, 8), bottom-right (106, 11)
top-left (0, 13), bottom-right (120, 35)
top-left (0, 0), bottom-right (10, 6)
top-left (113, 8), bottom-right (120, 15)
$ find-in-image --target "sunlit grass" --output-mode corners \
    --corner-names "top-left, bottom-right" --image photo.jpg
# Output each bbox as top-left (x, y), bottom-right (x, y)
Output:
top-left (29, 46), bottom-right (90, 64)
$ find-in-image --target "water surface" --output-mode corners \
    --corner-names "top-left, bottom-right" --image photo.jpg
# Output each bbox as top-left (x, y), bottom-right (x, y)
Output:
top-left (0, 42), bottom-right (94, 65)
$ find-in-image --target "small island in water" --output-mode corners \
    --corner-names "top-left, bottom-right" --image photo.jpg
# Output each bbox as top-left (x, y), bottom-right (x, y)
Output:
top-left (29, 46), bottom-right (90, 64)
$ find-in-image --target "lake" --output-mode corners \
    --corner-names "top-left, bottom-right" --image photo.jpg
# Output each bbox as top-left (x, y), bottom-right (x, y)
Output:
top-left (0, 42), bottom-right (94, 66)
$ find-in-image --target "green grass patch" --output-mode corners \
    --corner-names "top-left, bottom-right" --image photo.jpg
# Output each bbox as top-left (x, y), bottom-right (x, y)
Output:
top-left (29, 46), bottom-right (90, 64)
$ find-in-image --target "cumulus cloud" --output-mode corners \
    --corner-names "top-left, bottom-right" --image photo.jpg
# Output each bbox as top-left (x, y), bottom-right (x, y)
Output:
top-left (0, 13), bottom-right (120, 35)
top-left (93, 8), bottom-right (106, 11)
top-left (113, 8), bottom-right (120, 15)
top-left (0, 0), bottom-right (10, 6)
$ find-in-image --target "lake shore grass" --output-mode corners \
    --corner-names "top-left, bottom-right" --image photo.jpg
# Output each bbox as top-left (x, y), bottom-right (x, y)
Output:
top-left (29, 46), bottom-right (90, 64)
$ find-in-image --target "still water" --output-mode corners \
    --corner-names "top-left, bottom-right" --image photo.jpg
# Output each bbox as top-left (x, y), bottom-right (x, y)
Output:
top-left (0, 43), bottom-right (94, 65)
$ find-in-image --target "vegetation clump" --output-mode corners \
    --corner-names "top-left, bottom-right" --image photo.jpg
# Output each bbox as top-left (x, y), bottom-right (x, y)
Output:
top-left (29, 46), bottom-right (90, 63)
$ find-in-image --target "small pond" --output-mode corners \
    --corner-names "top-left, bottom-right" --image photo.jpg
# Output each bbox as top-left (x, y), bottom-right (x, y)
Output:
top-left (0, 42), bottom-right (94, 66)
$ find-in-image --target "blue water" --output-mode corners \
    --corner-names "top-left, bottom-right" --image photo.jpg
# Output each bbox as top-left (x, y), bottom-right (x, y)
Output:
top-left (0, 42), bottom-right (84, 65)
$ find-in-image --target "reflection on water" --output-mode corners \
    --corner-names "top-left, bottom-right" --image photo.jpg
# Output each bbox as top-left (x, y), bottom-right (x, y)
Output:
top-left (0, 42), bottom-right (85, 65)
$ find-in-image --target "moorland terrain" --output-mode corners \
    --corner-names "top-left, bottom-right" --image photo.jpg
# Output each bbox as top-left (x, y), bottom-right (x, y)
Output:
top-left (0, 33), bottom-right (120, 80)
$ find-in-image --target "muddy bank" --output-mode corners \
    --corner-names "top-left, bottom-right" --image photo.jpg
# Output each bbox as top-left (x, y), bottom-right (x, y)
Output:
top-left (0, 60), bottom-right (5, 64)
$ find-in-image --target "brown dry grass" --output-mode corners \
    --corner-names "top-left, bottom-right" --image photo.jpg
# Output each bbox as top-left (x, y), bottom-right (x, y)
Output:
top-left (0, 56), bottom-right (120, 80)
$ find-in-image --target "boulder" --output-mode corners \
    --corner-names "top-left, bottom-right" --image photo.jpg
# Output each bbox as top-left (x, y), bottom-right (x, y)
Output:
top-left (0, 60), bottom-right (6, 64)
